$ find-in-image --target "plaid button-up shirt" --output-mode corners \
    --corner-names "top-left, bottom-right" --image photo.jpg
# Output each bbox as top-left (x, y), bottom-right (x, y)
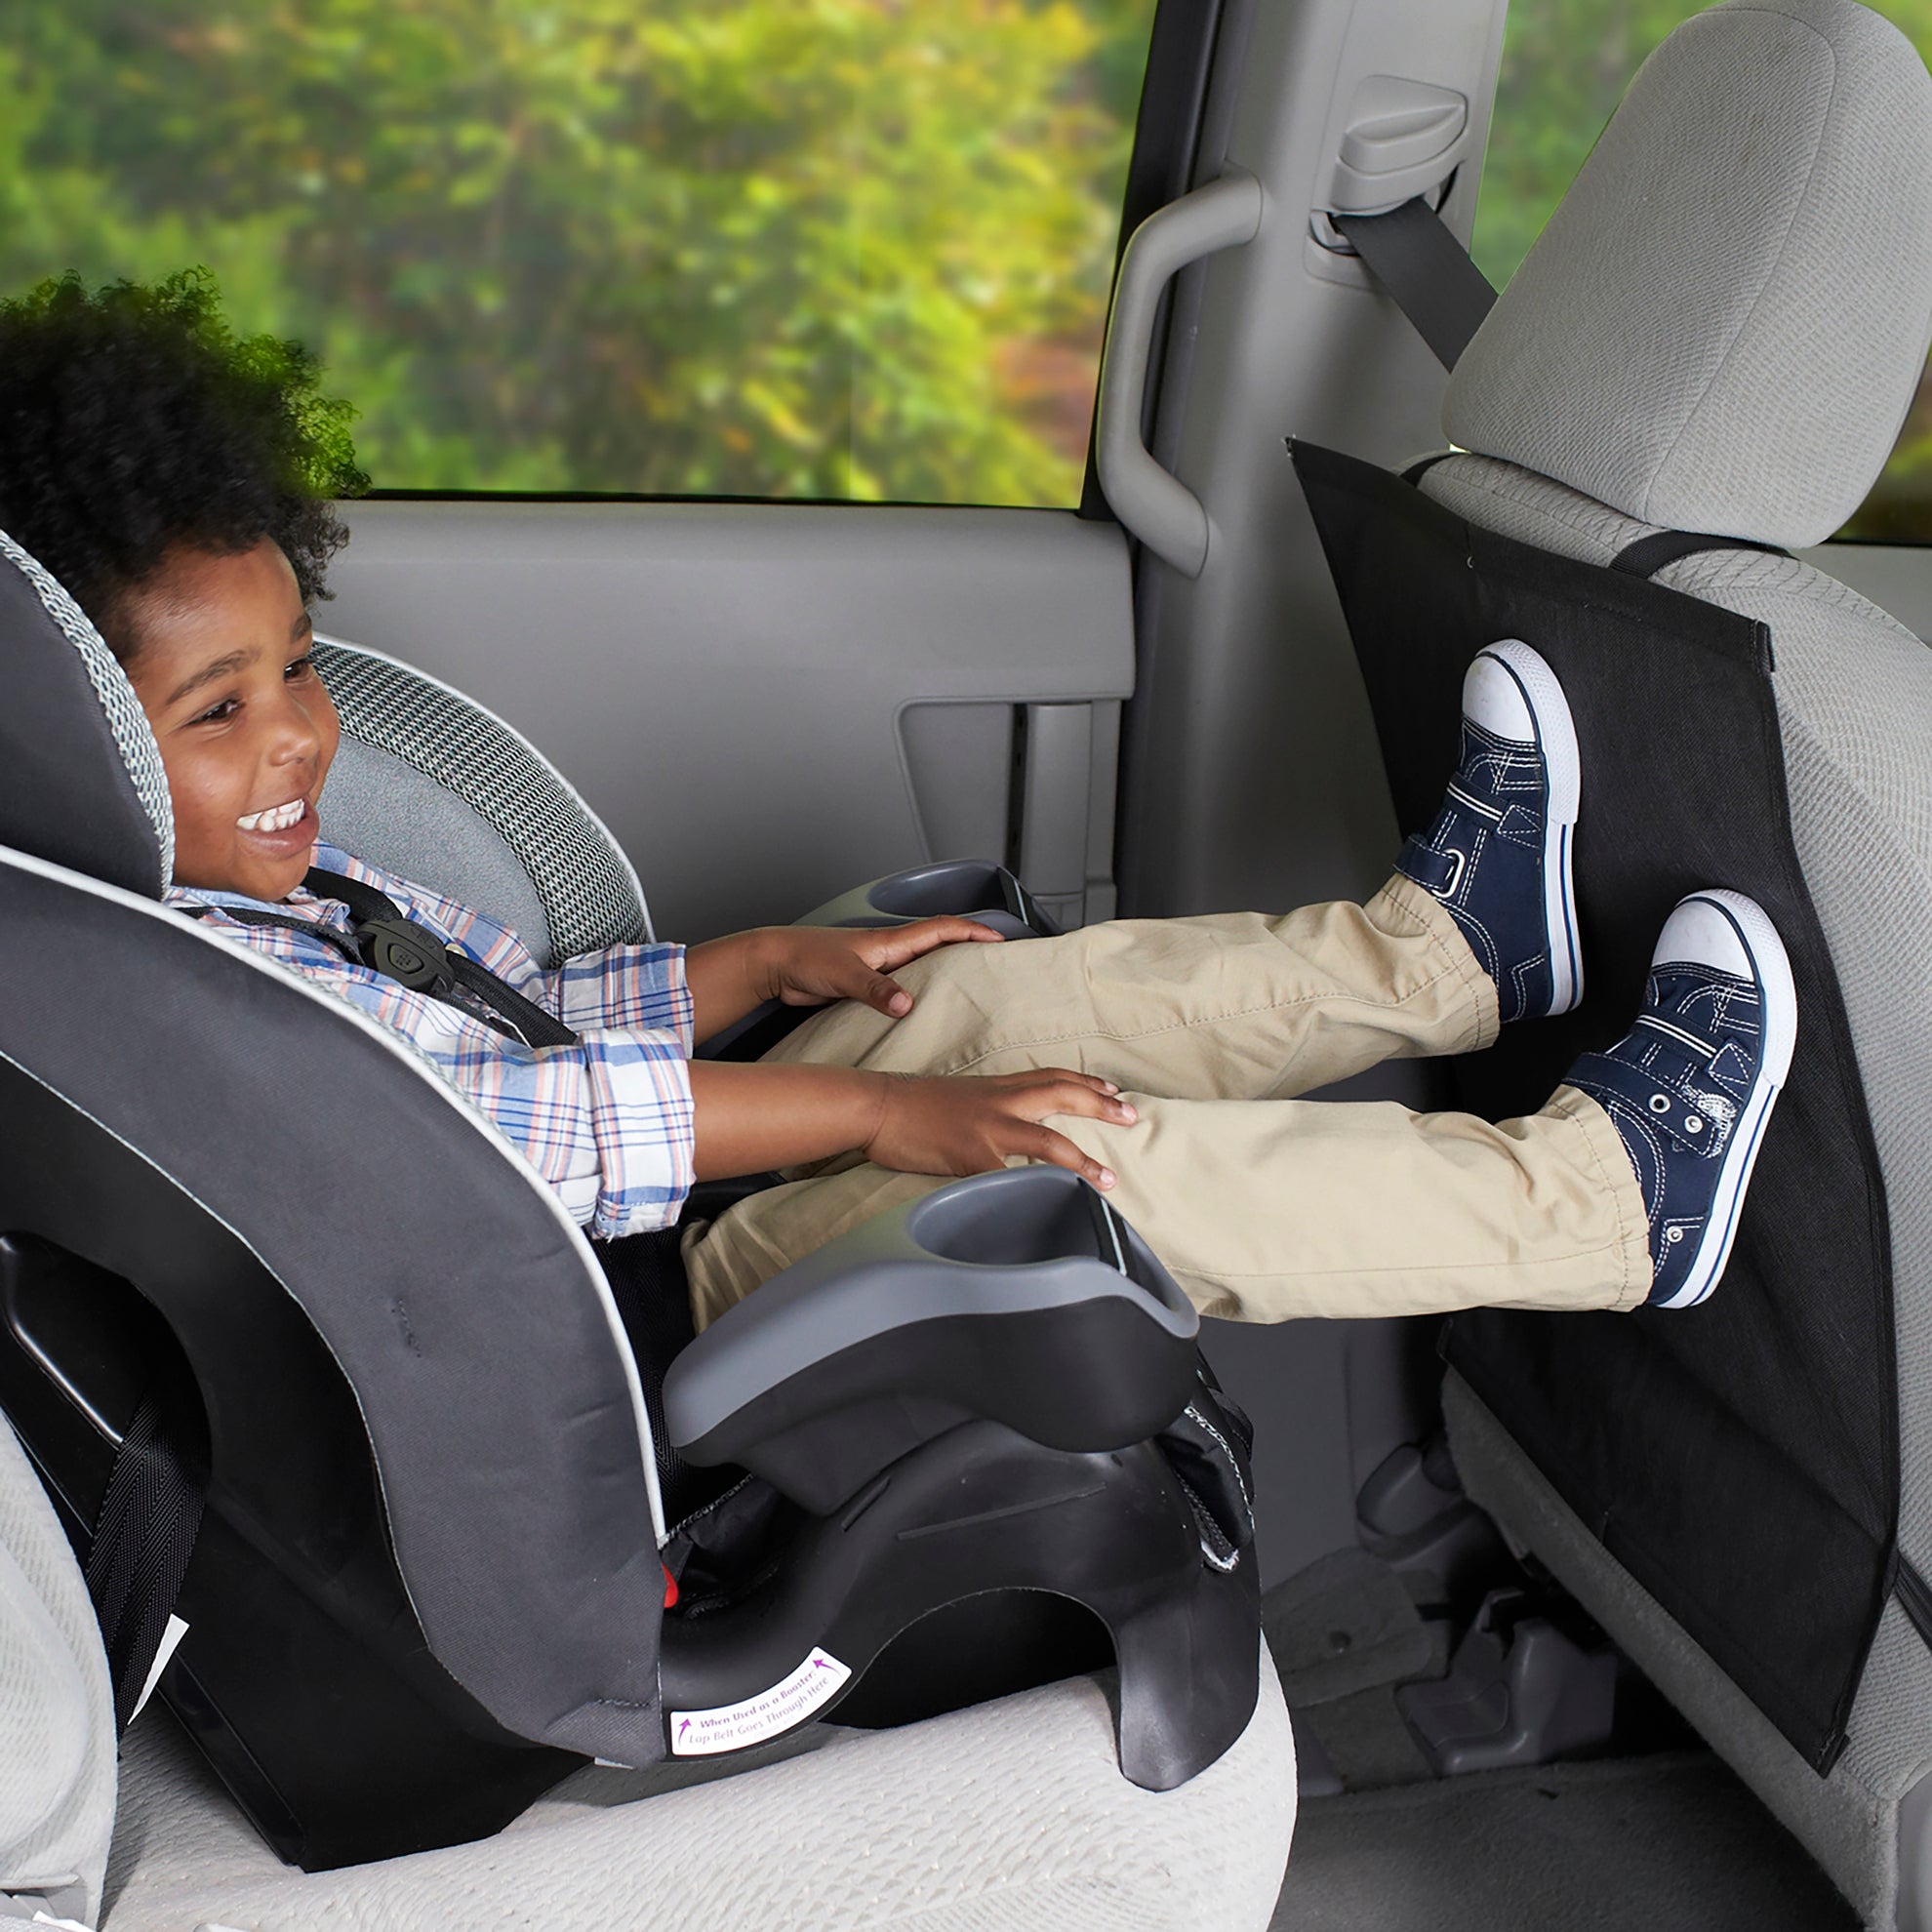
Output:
top-left (168, 841), bottom-right (695, 1239)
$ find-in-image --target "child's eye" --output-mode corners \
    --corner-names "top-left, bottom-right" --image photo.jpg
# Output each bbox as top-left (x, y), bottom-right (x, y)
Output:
top-left (285, 652), bottom-right (315, 681)
top-left (193, 696), bottom-right (240, 725)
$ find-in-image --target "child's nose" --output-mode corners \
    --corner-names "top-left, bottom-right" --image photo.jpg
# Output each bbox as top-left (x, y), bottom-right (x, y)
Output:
top-left (268, 694), bottom-right (323, 764)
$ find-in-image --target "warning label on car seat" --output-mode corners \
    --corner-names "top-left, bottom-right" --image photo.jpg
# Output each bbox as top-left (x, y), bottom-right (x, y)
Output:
top-left (669, 1646), bottom-right (852, 1755)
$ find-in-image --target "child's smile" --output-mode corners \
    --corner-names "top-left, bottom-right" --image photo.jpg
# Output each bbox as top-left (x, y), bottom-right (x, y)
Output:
top-left (120, 538), bottom-right (341, 902)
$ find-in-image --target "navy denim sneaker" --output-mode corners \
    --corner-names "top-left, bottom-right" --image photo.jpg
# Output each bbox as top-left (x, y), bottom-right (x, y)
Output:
top-left (1566, 891), bottom-right (1797, 1308)
top-left (1396, 640), bottom-right (1583, 1024)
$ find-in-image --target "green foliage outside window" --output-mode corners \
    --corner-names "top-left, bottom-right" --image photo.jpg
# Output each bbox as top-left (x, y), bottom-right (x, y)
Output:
top-left (1476, 0), bottom-right (1932, 541)
top-left (2, 0), bottom-right (1154, 503)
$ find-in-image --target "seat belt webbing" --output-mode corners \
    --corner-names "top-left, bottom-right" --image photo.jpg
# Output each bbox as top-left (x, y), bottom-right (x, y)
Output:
top-left (85, 1388), bottom-right (205, 1732)
top-left (181, 869), bottom-right (579, 1049)
top-left (1332, 197), bottom-right (1498, 371)
top-left (304, 867), bottom-right (579, 1048)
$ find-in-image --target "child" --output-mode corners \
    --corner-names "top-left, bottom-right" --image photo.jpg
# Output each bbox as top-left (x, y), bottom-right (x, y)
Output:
top-left (0, 272), bottom-right (1797, 1333)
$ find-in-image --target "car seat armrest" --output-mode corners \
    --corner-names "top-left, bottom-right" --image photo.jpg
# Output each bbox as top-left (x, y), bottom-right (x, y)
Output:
top-left (693, 860), bottom-right (1056, 1063)
top-left (662, 1167), bottom-right (1199, 1513)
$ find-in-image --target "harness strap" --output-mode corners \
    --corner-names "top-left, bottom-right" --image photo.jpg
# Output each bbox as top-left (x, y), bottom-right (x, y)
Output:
top-left (306, 867), bottom-right (580, 1049)
top-left (180, 869), bottom-right (580, 1050)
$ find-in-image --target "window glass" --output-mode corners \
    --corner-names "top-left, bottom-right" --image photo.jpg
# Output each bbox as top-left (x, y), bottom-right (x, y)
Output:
top-left (1474, 0), bottom-right (1932, 542)
top-left (3, 1), bottom-right (1157, 504)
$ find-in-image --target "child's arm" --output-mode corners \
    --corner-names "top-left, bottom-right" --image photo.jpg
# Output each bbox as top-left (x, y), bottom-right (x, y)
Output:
top-left (689, 1061), bottom-right (1134, 1190)
top-left (684, 918), bottom-right (1004, 1045)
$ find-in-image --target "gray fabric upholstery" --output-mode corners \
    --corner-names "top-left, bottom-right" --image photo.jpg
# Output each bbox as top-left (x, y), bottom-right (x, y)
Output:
top-left (322, 733), bottom-right (557, 966)
top-left (1423, 447), bottom-right (1932, 1925)
top-left (0, 1418), bottom-right (115, 1929)
top-left (1444, 0), bottom-right (1932, 548)
top-left (0, 530), bottom-right (172, 891)
top-left (313, 637), bottom-right (650, 960)
top-left (100, 1658), bottom-right (1295, 1932)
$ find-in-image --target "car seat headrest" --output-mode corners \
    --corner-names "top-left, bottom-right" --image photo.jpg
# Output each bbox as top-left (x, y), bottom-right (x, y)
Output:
top-left (1445, 0), bottom-right (1932, 548)
top-left (0, 533), bottom-right (173, 896)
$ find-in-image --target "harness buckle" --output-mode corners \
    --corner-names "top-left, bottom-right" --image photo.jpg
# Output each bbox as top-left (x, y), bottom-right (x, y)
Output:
top-left (353, 916), bottom-right (456, 995)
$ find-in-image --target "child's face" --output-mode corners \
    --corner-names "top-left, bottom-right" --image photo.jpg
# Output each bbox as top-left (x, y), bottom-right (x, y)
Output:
top-left (123, 539), bottom-right (341, 902)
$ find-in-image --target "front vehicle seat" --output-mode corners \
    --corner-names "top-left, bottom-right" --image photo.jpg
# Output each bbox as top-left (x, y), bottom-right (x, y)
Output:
top-left (0, 542), bottom-right (1296, 1927)
top-left (1302, 1), bottom-right (1932, 1923)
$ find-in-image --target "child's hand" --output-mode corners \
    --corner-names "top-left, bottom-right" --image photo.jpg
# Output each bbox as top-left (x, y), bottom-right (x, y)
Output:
top-left (760, 918), bottom-right (1005, 1019)
top-left (863, 1070), bottom-right (1136, 1189)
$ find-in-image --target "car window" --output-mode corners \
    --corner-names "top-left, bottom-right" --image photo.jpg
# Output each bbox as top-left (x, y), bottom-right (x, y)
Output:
top-left (1474, 0), bottom-right (1932, 542)
top-left (3, 0), bottom-right (1158, 508)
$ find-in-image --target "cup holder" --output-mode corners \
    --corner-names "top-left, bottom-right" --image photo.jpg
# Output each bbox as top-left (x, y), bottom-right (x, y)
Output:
top-left (906, 1168), bottom-right (1192, 1322)
top-left (793, 860), bottom-right (1058, 941)
top-left (865, 861), bottom-right (1009, 921)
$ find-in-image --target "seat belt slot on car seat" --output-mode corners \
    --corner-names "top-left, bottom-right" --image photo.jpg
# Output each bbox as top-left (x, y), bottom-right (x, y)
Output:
top-left (1332, 196), bottom-right (1498, 370)
top-left (181, 867), bottom-right (580, 1050)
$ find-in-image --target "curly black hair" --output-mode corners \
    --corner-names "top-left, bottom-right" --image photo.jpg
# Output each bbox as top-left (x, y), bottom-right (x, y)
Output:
top-left (0, 268), bottom-right (368, 663)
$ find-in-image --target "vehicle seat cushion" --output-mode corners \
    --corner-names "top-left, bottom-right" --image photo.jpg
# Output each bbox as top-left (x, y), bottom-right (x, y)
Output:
top-left (1443, 0), bottom-right (1932, 549)
top-left (100, 1658), bottom-right (1296, 1932)
top-left (0, 1416), bottom-right (115, 1929)
top-left (313, 637), bottom-right (650, 963)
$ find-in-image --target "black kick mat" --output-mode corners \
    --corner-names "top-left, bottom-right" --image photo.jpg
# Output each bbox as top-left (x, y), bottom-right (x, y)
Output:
top-left (1291, 438), bottom-right (1896, 1772)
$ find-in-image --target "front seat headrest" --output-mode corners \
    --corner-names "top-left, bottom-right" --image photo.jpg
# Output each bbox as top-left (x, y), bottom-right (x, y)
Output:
top-left (0, 532), bottom-right (173, 895)
top-left (1445, 0), bottom-right (1932, 549)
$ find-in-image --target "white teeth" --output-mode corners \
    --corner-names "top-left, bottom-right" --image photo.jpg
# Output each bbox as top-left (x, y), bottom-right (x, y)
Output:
top-left (238, 798), bottom-right (305, 832)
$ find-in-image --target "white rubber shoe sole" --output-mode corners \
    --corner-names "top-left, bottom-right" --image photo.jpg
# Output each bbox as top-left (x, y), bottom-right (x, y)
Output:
top-left (1649, 890), bottom-right (1798, 1309)
top-left (1468, 639), bottom-right (1584, 1016)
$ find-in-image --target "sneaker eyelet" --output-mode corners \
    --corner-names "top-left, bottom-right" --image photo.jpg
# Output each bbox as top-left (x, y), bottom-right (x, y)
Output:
top-left (1649, 1094), bottom-right (1671, 1113)
top-left (1685, 1115), bottom-right (1704, 1134)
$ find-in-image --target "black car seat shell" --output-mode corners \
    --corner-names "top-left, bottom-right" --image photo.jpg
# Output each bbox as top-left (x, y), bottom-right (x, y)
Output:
top-left (0, 1391), bottom-right (1299, 1932)
top-left (0, 532), bottom-right (1277, 1882)
top-left (1307, 1), bottom-right (1932, 1921)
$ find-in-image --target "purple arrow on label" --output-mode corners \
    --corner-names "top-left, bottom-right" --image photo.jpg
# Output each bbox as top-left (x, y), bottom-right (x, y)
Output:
top-left (677, 1717), bottom-right (692, 1740)
top-left (813, 1657), bottom-right (835, 1670)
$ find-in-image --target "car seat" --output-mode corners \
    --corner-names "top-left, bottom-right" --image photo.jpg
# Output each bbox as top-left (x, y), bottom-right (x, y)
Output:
top-left (1297, 1), bottom-right (1932, 1922)
top-left (0, 1388), bottom-right (1296, 1931)
top-left (0, 541), bottom-right (1297, 1923)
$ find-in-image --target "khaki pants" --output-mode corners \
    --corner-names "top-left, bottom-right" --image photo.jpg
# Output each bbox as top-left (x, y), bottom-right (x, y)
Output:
top-left (682, 874), bottom-right (1651, 1330)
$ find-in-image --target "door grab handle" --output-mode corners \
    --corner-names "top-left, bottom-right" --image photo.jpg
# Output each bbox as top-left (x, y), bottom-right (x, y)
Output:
top-left (1096, 173), bottom-right (1265, 579)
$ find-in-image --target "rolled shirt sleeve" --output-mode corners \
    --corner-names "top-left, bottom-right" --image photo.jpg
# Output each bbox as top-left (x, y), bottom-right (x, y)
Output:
top-left (304, 966), bottom-right (697, 1239)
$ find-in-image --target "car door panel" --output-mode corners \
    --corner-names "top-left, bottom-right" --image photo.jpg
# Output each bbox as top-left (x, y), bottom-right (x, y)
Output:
top-left (324, 502), bottom-right (1133, 941)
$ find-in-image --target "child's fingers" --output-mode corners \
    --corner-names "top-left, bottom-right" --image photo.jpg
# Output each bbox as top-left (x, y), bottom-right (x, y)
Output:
top-left (986, 1067), bottom-right (1129, 1107)
top-left (865, 918), bottom-right (1004, 970)
top-left (859, 969), bottom-right (913, 1018)
top-left (1022, 1126), bottom-right (1117, 1190)
top-left (1011, 1076), bottom-right (1137, 1126)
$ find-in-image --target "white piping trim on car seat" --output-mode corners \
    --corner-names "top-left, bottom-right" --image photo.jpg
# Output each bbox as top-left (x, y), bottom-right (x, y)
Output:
top-left (312, 632), bottom-right (655, 944)
top-left (0, 838), bottom-right (668, 1548)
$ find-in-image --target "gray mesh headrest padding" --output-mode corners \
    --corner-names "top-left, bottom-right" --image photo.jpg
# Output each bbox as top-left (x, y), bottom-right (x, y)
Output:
top-left (0, 530), bottom-right (173, 892)
top-left (1445, 0), bottom-right (1932, 548)
top-left (312, 638), bottom-right (650, 958)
